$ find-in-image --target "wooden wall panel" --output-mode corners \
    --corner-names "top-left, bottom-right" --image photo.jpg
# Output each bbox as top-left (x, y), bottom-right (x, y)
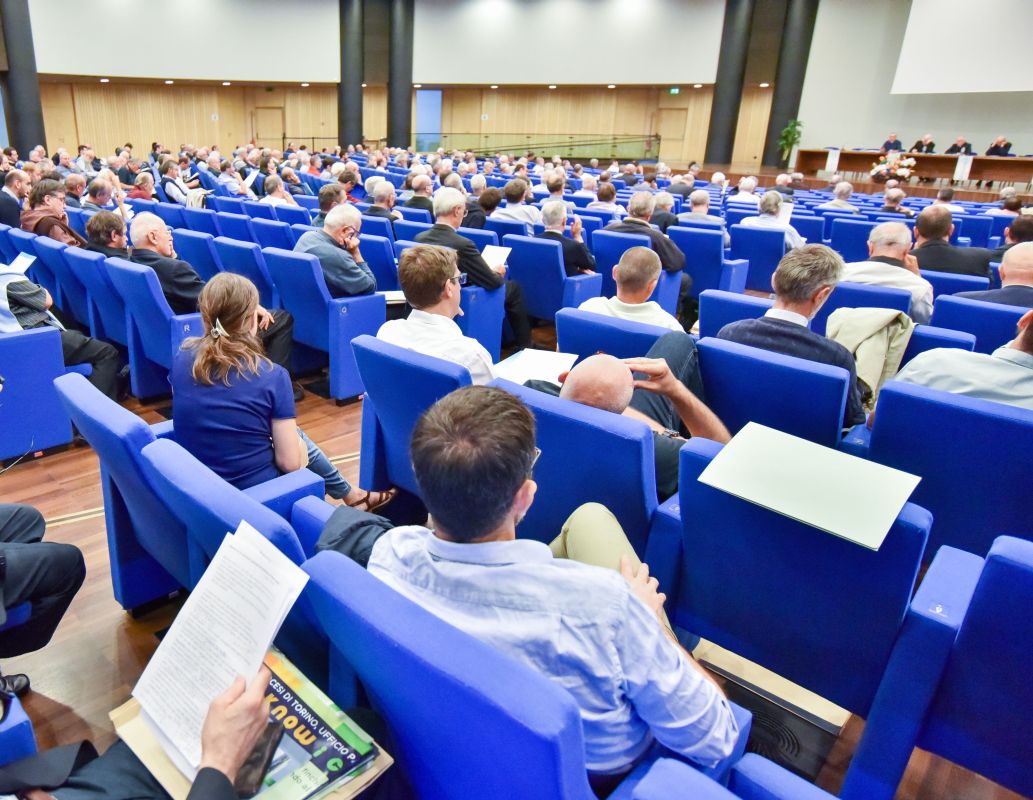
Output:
top-left (284, 87), bottom-right (338, 150)
top-left (41, 83), bottom-right (77, 153)
top-left (731, 86), bottom-right (773, 170)
top-left (362, 86), bottom-right (387, 143)
top-left (656, 88), bottom-right (713, 165)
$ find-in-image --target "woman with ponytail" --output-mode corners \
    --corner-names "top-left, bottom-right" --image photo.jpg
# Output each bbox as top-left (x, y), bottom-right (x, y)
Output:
top-left (170, 272), bottom-right (393, 510)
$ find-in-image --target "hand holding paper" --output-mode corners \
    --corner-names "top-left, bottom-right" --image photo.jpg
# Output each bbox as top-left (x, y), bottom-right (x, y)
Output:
top-left (198, 667), bottom-right (273, 783)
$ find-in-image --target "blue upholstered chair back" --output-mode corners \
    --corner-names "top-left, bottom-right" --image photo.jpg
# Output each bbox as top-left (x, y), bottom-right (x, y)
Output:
top-left (591, 229), bottom-right (650, 298)
top-left (456, 225), bottom-right (498, 250)
top-left (788, 214), bottom-right (825, 245)
top-left (496, 380), bottom-right (658, 556)
top-left (181, 206), bottom-right (221, 236)
top-left (810, 281), bottom-right (913, 337)
top-left (0, 328), bottom-right (75, 458)
top-left (62, 248), bottom-right (128, 345)
top-left (212, 236), bottom-right (278, 307)
top-left (7, 228), bottom-right (37, 256)
top-left (172, 229), bottom-right (223, 282)
top-left (953, 214), bottom-right (992, 248)
top-left (214, 211), bottom-right (256, 242)
top-left (242, 200), bottom-right (275, 220)
top-left (209, 196), bottom-right (244, 215)
top-left (675, 438), bottom-right (930, 715)
top-left (698, 289), bottom-right (771, 338)
top-left (555, 308), bottom-right (668, 363)
top-left (263, 248), bottom-right (331, 351)
top-left (728, 225), bottom-right (785, 291)
top-left (396, 205), bottom-right (432, 224)
top-left (272, 204), bottom-right (313, 227)
top-left (393, 219), bottom-right (432, 241)
top-left (667, 226), bottom-right (748, 297)
top-left (53, 372), bottom-right (189, 589)
top-left (929, 294), bottom-right (1025, 354)
top-left (359, 233), bottom-right (398, 290)
top-left (921, 269), bottom-right (990, 298)
top-left (303, 550), bottom-right (597, 800)
top-left (503, 234), bottom-right (568, 319)
top-left (152, 202), bottom-right (186, 230)
top-left (359, 214), bottom-right (394, 241)
top-left (250, 217), bottom-right (295, 250)
top-left (868, 381), bottom-right (1033, 556)
top-left (26, 235), bottom-right (63, 304)
top-left (484, 215), bottom-right (528, 240)
top-left (696, 337), bottom-right (849, 446)
top-left (829, 218), bottom-right (878, 262)
top-left (352, 335), bottom-right (472, 495)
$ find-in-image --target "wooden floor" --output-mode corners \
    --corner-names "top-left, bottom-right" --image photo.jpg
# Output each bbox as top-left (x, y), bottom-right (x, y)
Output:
top-left (0, 384), bottom-right (1022, 799)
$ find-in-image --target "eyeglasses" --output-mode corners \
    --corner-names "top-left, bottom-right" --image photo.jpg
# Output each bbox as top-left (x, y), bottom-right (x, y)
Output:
top-left (529, 446), bottom-right (542, 476)
top-left (447, 272), bottom-right (468, 286)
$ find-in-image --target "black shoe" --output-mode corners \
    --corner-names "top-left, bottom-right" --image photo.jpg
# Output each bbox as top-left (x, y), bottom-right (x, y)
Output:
top-left (0, 672), bottom-right (31, 697)
top-left (293, 382), bottom-right (306, 402)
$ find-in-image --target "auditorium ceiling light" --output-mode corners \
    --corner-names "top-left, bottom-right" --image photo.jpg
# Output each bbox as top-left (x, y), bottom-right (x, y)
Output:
top-left (607, 84), bottom-right (616, 89)
top-left (222, 81), bottom-right (231, 86)
top-left (361, 83), bottom-right (367, 87)
top-left (414, 83), bottom-right (423, 88)
top-left (548, 85), bottom-right (557, 89)
top-left (301, 82), bottom-right (310, 87)
top-left (490, 85), bottom-right (498, 89)
top-left (99, 78), bottom-right (109, 83)
top-left (693, 83), bottom-right (703, 88)
top-left (759, 82), bottom-right (770, 87)
top-left (164, 80), bottom-right (174, 84)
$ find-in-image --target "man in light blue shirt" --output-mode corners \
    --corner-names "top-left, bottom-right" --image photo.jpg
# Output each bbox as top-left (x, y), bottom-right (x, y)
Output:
top-left (367, 386), bottom-right (739, 778)
top-left (893, 308), bottom-right (1033, 411)
top-left (293, 203), bottom-right (376, 298)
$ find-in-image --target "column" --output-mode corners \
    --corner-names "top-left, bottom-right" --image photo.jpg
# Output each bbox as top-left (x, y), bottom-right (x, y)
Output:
top-left (704, 0), bottom-right (756, 165)
top-left (762, 0), bottom-right (820, 168)
top-left (338, 0), bottom-right (364, 147)
top-left (387, 0), bottom-right (414, 148)
top-left (0, 0), bottom-right (46, 153)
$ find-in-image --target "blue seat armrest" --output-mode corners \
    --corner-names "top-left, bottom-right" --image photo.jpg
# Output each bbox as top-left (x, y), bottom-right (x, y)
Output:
top-left (610, 758), bottom-right (742, 800)
top-left (291, 495), bottom-right (337, 558)
top-left (837, 422), bottom-right (871, 457)
top-left (719, 258), bottom-right (749, 293)
top-left (149, 420), bottom-right (175, 439)
top-left (730, 753), bottom-right (835, 800)
top-left (840, 546), bottom-right (984, 800)
top-left (242, 467), bottom-right (324, 520)
top-left (957, 236), bottom-right (971, 247)
top-left (169, 312), bottom-right (204, 348)
top-left (562, 272), bottom-right (604, 307)
top-left (358, 399), bottom-right (390, 490)
top-left (901, 324), bottom-right (976, 366)
top-left (645, 493), bottom-right (683, 608)
top-left (0, 695), bottom-right (38, 766)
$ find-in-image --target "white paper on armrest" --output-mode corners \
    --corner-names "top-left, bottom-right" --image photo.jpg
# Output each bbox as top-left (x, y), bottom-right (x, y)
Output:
top-left (378, 290), bottom-right (406, 305)
top-left (481, 245), bottom-right (511, 270)
top-left (6, 253), bottom-right (36, 274)
top-left (697, 422), bottom-right (920, 551)
top-left (494, 350), bottom-right (577, 385)
top-left (132, 521), bottom-right (308, 771)
top-left (243, 170), bottom-right (260, 189)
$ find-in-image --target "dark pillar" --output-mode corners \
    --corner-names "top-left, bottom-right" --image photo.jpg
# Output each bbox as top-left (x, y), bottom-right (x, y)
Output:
top-left (339, 0), bottom-right (364, 147)
top-left (762, 0), bottom-right (820, 168)
top-left (704, 0), bottom-right (755, 165)
top-left (0, 0), bottom-right (46, 153)
top-left (386, 0), bottom-right (414, 148)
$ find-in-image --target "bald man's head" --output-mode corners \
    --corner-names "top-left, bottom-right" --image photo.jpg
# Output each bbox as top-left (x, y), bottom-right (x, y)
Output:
top-left (1001, 241), bottom-right (1033, 287)
top-left (559, 354), bottom-right (634, 414)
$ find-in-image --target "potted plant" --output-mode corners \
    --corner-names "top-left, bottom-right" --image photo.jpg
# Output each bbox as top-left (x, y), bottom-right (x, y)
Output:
top-left (777, 119), bottom-right (803, 168)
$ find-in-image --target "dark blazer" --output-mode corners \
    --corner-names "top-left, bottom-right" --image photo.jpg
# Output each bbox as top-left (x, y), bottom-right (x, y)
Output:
top-left (535, 230), bottom-right (595, 276)
top-left (649, 209), bottom-right (679, 234)
top-left (955, 284), bottom-right (1033, 308)
top-left (130, 248), bottom-right (206, 314)
top-left (64, 195), bottom-right (82, 209)
top-left (945, 142), bottom-right (973, 155)
top-left (464, 196), bottom-right (486, 229)
top-left (404, 195), bottom-right (434, 214)
top-left (603, 218), bottom-right (686, 272)
top-left (717, 316), bottom-right (866, 427)
top-left (882, 140), bottom-right (904, 152)
top-left (666, 180), bottom-right (693, 197)
top-left (985, 142), bottom-right (1012, 157)
top-left (414, 223), bottom-right (503, 290)
top-left (0, 191), bottom-right (21, 229)
top-left (363, 204), bottom-right (397, 234)
top-left (914, 239), bottom-right (993, 278)
top-left (909, 140), bottom-right (935, 153)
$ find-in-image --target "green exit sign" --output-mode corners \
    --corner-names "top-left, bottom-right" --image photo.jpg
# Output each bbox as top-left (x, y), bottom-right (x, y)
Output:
top-left (669, 87), bottom-right (680, 95)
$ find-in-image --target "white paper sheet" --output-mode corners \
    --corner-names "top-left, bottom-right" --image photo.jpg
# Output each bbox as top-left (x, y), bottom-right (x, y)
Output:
top-left (378, 290), bottom-right (406, 305)
top-left (244, 169), bottom-right (260, 189)
top-left (6, 253), bottom-right (36, 274)
top-left (494, 349), bottom-right (577, 385)
top-left (481, 245), bottom-right (511, 271)
top-left (952, 155), bottom-right (974, 182)
top-left (133, 521), bottom-right (308, 773)
top-left (697, 422), bottom-right (921, 551)
top-left (824, 149), bottom-right (841, 174)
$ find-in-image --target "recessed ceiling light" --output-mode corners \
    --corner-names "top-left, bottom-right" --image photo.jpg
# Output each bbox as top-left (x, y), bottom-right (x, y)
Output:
top-left (222, 81), bottom-right (231, 86)
top-left (413, 83), bottom-right (423, 88)
top-left (361, 82), bottom-right (367, 88)
top-left (607, 84), bottom-right (616, 89)
top-left (99, 78), bottom-right (109, 83)
top-left (490, 85), bottom-right (498, 89)
top-left (548, 85), bottom-right (557, 89)
top-left (693, 83), bottom-right (703, 89)
top-left (301, 83), bottom-right (310, 87)
top-left (759, 82), bottom-right (770, 88)
top-left (164, 80), bottom-right (174, 85)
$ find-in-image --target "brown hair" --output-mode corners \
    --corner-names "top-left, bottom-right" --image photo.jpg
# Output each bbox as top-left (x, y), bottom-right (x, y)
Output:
top-left (398, 245), bottom-right (457, 309)
top-left (28, 179), bottom-right (65, 209)
top-left (916, 206), bottom-right (953, 240)
top-left (182, 273), bottom-right (269, 386)
top-left (596, 182), bottom-right (616, 203)
top-left (85, 210), bottom-right (125, 246)
top-left (503, 178), bottom-right (527, 204)
top-left (318, 182), bottom-right (345, 212)
top-left (478, 187), bottom-right (502, 215)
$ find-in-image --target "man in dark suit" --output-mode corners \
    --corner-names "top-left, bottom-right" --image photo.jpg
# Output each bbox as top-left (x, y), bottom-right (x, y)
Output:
top-left (536, 200), bottom-right (594, 276)
top-left (956, 242), bottom-right (1033, 308)
top-left (415, 187), bottom-right (531, 348)
top-left (363, 180), bottom-right (402, 235)
top-left (989, 214), bottom-right (1033, 263)
top-left (945, 137), bottom-right (973, 155)
top-left (604, 191), bottom-right (691, 320)
top-left (666, 174), bottom-right (694, 197)
top-left (909, 134), bottom-right (935, 153)
top-left (0, 169), bottom-right (29, 228)
top-left (717, 245), bottom-right (867, 428)
top-left (648, 192), bottom-right (679, 233)
top-left (912, 205), bottom-right (993, 278)
top-left (404, 174), bottom-right (435, 215)
top-left (985, 136), bottom-right (1012, 157)
top-left (463, 174), bottom-right (487, 229)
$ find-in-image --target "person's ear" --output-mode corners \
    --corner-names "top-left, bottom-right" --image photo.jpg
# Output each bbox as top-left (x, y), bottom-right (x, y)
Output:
top-left (814, 284), bottom-right (835, 307)
top-left (867, 241), bottom-right (876, 257)
top-left (512, 478), bottom-right (537, 524)
top-left (1019, 309), bottom-right (1033, 333)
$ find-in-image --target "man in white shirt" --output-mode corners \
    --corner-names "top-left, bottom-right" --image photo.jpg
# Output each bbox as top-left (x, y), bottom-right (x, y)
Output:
top-left (368, 385), bottom-right (739, 780)
top-left (892, 307), bottom-right (1033, 411)
top-left (573, 174), bottom-right (597, 199)
top-left (842, 222), bottom-right (934, 323)
top-left (579, 247), bottom-right (683, 331)
top-left (816, 181), bottom-right (860, 214)
top-left (676, 189), bottom-right (730, 247)
top-left (933, 187), bottom-right (965, 215)
top-left (490, 178), bottom-right (543, 234)
top-left (726, 176), bottom-right (760, 206)
top-left (377, 244), bottom-right (495, 384)
top-left (740, 191), bottom-right (806, 250)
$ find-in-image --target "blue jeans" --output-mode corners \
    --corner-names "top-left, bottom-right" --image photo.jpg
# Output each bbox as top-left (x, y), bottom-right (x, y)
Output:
top-left (297, 428), bottom-right (352, 500)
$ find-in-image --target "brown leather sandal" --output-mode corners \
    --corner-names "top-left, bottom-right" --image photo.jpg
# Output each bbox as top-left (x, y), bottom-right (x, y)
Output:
top-left (346, 488), bottom-right (397, 513)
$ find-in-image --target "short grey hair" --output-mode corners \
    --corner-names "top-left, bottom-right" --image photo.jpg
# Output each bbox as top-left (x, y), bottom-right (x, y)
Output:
top-left (772, 245), bottom-right (843, 302)
top-left (689, 189), bottom-right (710, 208)
top-left (581, 174), bottom-right (597, 191)
top-left (469, 174), bottom-right (486, 193)
top-left (868, 221), bottom-right (912, 251)
top-left (372, 180), bottom-right (395, 203)
top-left (758, 190), bottom-right (783, 216)
top-left (628, 191), bottom-right (656, 218)
top-left (654, 191), bottom-right (674, 211)
top-left (833, 181), bottom-right (853, 200)
top-left (884, 187), bottom-right (907, 205)
top-left (129, 211), bottom-right (165, 244)
top-left (775, 173), bottom-right (790, 186)
top-left (364, 175), bottom-right (383, 195)
top-left (432, 186), bottom-right (466, 218)
top-left (541, 200), bottom-right (567, 228)
top-left (324, 203), bottom-right (361, 232)
top-left (614, 246), bottom-right (662, 293)
top-left (1000, 186), bottom-right (1017, 200)
top-left (264, 174), bottom-right (283, 194)
top-left (739, 176), bottom-right (757, 193)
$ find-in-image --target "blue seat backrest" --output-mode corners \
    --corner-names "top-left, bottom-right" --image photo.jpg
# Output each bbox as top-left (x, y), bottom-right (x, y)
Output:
top-left (63, 248), bottom-right (127, 345)
top-left (675, 438), bottom-right (929, 714)
top-left (954, 214), bottom-right (992, 248)
top-left (496, 380), bottom-right (658, 556)
top-left (302, 550), bottom-right (596, 799)
top-left (698, 289), bottom-right (771, 338)
top-left (868, 381), bottom-right (1033, 556)
top-left (591, 230), bottom-right (650, 298)
top-left (272, 204), bottom-right (313, 227)
top-left (667, 227), bottom-right (732, 297)
top-left (396, 205), bottom-right (432, 223)
top-left (928, 295), bottom-right (1025, 354)
top-left (242, 200), bottom-right (275, 220)
top-left (352, 335), bottom-right (472, 495)
top-left (502, 234), bottom-right (567, 319)
top-left (153, 202), bottom-right (186, 230)
top-left (918, 537), bottom-right (1033, 796)
top-left (723, 206), bottom-right (754, 227)
top-left (921, 269), bottom-right (990, 298)
top-left (27, 236), bottom-right (66, 310)
top-left (811, 282), bottom-right (913, 336)
top-left (729, 225), bottom-right (785, 291)
top-left (829, 219), bottom-right (878, 262)
top-left (555, 308), bottom-right (668, 363)
top-left (484, 216), bottom-right (529, 240)
top-left (290, 223), bottom-right (318, 244)
top-left (250, 218), bottom-right (295, 251)
top-left (789, 214), bottom-right (825, 244)
top-left (172, 230), bottom-right (222, 282)
top-left (38, 240), bottom-right (91, 330)
top-left (295, 195), bottom-right (320, 212)
top-left (212, 237), bottom-right (277, 307)
top-left (0, 224), bottom-right (17, 263)
top-left (104, 257), bottom-right (181, 368)
top-left (8, 228), bottom-right (37, 256)
top-left (214, 211), bottom-right (256, 243)
top-left (0, 328), bottom-right (73, 458)
top-left (457, 226), bottom-right (499, 251)
top-left (210, 196), bottom-right (244, 215)
top-left (181, 206), bottom-right (221, 236)
top-left (262, 248), bottom-right (331, 351)
top-left (359, 214), bottom-right (394, 241)
top-left (358, 234), bottom-right (398, 291)
top-left (393, 219), bottom-right (432, 242)
top-left (53, 372), bottom-right (190, 587)
top-left (696, 337), bottom-right (849, 446)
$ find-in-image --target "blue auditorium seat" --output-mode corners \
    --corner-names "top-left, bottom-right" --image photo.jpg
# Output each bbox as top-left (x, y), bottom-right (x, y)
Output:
top-left (788, 214), bottom-right (826, 245)
top-left (358, 233), bottom-right (398, 291)
top-left (929, 294), bottom-right (1025, 353)
top-left (456, 226), bottom-right (499, 251)
top-left (295, 195), bottom-right (320, 212)
top-left (172, 229), bottom-right (222, 282)
top-left (591, 229), bottom-right (650, 298)
top-left (212, 237), bottom-right (278, 308)
top-left (484, 215), bottom-right (529, 240)
top-left (667, 227), bottom-right (748, 297)
top-left (181, 206), bottom-right (221, 236)
top-left (250, 217), bottom-right (294, 250)
top-left (214, 211), bottom-right (256, 243)
top-left (810, 282), bottom-right (912, 336)
top-left (289, 223), bottom-right (318, 245)
top-left (828, 218), bottom-right (878, 262)
top-left (920, 269), bottom-right (989, 298)
top-left (261, 248), bottom-right (385, 401)
top-left (64, 208), bottom-right (87, 237)
top-left (241, 200), bottom-right (276, 220)
top-left (351, 335), bottom-right (472, 495)
top-left (27, 236), bottom-right (67, 312)
top-left (7, 228), bottom-right (37, 257)
top-left (152, 202), bottom-right (186, 230)
top-left (104, 257), bottom-right (203, 398)
top-left (0, 223), bottom-right (17, 263)
top-left (0, 694), bottom-right (36, 767)
top-left (698, 289), bottom-right (771, 338)
top-left (555, 308), bottom-right (669, 362)
top-left (396, 205), bottom-right (432, 224)
top-left (62, 248), bottom-right (127, 345)
top-left (392, 219), bottom-right (432, 242)
top-left (272, 203), bottom-right (313, 227)
top-left (503, 234), bottom-right (602, 320)
top-left (359, 214), bottom-right (395, 241)
top-left (953, 214), bottom-right (992, 248)
top-left (728, 226), bottom-right (785, 292)
top-left (209, 196), bottom-right (245, 215)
